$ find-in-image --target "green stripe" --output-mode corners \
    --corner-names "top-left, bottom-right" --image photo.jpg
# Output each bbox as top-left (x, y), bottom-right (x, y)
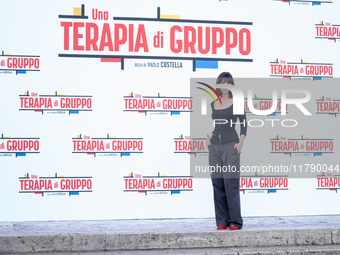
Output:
top-left (196, 87), bottom-right (216, 104)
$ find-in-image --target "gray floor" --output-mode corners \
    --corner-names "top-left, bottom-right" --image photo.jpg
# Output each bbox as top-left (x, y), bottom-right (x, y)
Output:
top-left (1, 216), bottom-right (340, 254)
top-left (0, 215), bottom-right (339, 236)
top-left (3, 244), bottom-right (340, 255)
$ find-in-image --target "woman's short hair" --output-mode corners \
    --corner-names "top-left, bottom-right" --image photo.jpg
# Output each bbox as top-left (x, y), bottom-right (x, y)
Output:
top-left (216, 72), bottom-right (234, 98)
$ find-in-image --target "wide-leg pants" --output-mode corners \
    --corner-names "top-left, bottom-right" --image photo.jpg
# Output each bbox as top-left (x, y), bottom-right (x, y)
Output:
top-left (209, 141), bottom-right (243, 228)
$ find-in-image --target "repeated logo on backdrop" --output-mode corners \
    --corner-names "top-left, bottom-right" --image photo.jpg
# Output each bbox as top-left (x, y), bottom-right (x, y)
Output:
top-left (0, 50), bottom-right (40, 75)
top-left (315, 21), bottom-right (340, 42)
top-left (245, 96), bottom-right (288, 116)
top-left (276, 0), bottom-right (332, 6)
top-left (270, 59), bottom-right (333, 79)
top-left (123, 172), bottom-right (193, 195)
top-left (124, 92), bottom-right (192, 115)
top-left (19, 173), bottom-right (93, 196)
top-left (19, 91), bottom-right (93, 115)
top-left (270, 135), bottom-right (334, 157)
top-left (72, 134), bottom-right (143, 157)
top-left (174, 134), bottom-right (208, 156)
top-left (316, 172), bottom-right (340, 192)
top-left (316, 96), bottom-right (340, 117)
top-left (0, 134), bottom-right (40, 157)
top-left (239, 175), bottom-right (289, 194)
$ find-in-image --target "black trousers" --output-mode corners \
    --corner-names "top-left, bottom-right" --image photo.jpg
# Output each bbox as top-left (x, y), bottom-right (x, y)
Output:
top-left (209, 142), bottom-right (243, 228)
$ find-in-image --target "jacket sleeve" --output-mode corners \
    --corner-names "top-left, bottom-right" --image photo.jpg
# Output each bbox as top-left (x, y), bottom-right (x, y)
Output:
top-left (211, 101), bottom-right (215, 133)
top-left (239, 110), bottom-right (247, 136)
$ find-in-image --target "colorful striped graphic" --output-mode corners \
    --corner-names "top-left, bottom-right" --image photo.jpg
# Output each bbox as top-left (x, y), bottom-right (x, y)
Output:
top-left (196, 82), bottom-right (222, 105)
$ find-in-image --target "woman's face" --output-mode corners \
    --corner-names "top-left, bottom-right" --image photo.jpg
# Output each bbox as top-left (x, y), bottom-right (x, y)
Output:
top-left (219, 81), bottom-right (230, 95)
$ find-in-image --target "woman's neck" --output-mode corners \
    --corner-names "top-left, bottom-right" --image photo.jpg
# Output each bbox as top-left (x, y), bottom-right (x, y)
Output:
top-left (221, 93), bottom-right (230, 99)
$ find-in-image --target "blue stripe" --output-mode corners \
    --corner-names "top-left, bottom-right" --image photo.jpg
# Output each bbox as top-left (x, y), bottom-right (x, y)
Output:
top-left (196, 60), bottom-right (218, 69)
top-left (70, 110), bottom-right (79, 114)
top-left (172, 112), bottom-right (180, 115)
top-left (313, 2), bottom-right (321, 5)
top-left (315, 153), bottom-right (322, 156)
top-left (314, 77), bottom-right (322, 80)
top-left (70, 192), bottom-right (79, 195)
top-left (122, 153), bottom-right (130, 156)
top-left (17, 153), bottom-right (26, 156)
top-left (172, 191), bottom-right (181, 194)
top-left (17, 71), bottom-right (26, 74)
top-left (268, 190), bottom-right (276, 193)
top-left (268, 113), bottom-right (276, 116)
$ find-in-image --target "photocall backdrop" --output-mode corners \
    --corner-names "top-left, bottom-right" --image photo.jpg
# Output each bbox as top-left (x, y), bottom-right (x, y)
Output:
top-left (0, 0), bottom-right (339, 221)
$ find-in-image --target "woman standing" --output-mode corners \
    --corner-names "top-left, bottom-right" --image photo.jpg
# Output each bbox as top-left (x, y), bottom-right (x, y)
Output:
top-left (206, 72), bottom-right (247, 230)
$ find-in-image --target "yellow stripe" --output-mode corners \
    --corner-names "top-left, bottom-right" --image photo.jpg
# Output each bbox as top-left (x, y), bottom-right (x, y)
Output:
top-left (256, 174), bottom-right (263, 176)
top-left (109, 137), bottom-right (116, 139)
top-left (256, 97), bottom-right (263, 99)
top-left (77, 135), bottom-right (80, 138)
top-left (24, 92), bottom-right (27, 95)
top-left (73, 7), bottom-right (82, 16)
top-left (129, 174), bottom-right (132, 177)
top-left (3, 136), bottom-right (11, 138)
top-left (274, 59), bottom-right (278, 63)
top-left (303, 138), bottom-right (309, 140)
top-left (3, 53), bottom-right (11, 55)
top-left (57, 94), bottom-right (64, 96)
top-left (159, 175), bottom-right (166, 177)
top-left (24, 174), bottom-right (27, 178)
top-left (159, 96), bottom-right (166, 97)
top-left (160, 15), bottom-right (180, 19)
top-left (57, 175), bottom-right (64, 178)
top-left (319, 22), bottom-right (323, 25)
top-left (320, 97), bottom-right (324, 100)
top-left (302, 62), bottom-right (309, 64)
